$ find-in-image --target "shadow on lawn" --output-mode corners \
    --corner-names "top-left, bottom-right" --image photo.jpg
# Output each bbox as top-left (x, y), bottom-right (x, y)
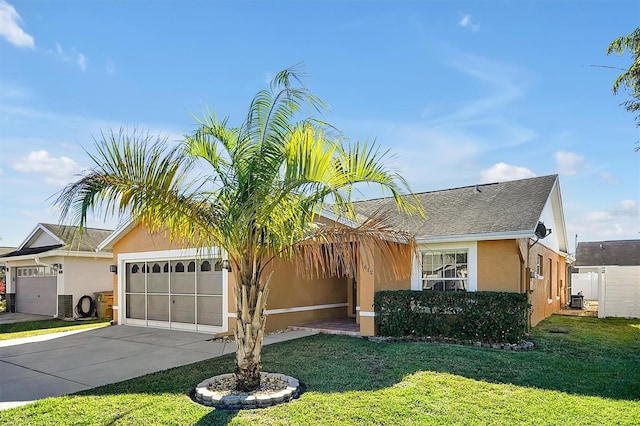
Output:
top-left (77, 316), bottom-right (640, 424)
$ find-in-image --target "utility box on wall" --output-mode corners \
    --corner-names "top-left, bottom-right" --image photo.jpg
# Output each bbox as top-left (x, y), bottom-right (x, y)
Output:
top-left (94, 291), bottom-right (114, 319)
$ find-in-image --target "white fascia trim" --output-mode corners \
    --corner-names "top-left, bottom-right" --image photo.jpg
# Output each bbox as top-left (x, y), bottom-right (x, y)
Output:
top-left (97, 218), bottom-right (135, 251)
top-left (4, 250), bottom-right (113, 262)
top-left (359, 311), bottom-right (376, 317)
top-left (227, 303), bottom-right (347, 317)
top-left (117, 247), bottom-right (223, 262)
top-left (313, 207), bottom-right (360, 228)
top-left (549, 178), bottom-right (569, 253)
top-left (416, 230), bottom-right (533, 244)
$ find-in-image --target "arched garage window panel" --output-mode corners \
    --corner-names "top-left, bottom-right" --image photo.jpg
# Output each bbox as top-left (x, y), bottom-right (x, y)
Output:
top-left (171, 260), bottom-right (195, 294)
top-left (125, 263), bottom-right (145, 293)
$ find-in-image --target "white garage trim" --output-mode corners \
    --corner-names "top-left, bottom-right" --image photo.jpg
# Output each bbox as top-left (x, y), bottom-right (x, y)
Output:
top-left (117, 248), bottom-right (229, 333)
top-left (15, 266), bottom-right (57, 316)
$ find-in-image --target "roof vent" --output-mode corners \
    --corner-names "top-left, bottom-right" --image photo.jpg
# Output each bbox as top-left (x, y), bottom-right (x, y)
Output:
top-left (475, 184), bottom-right (481, 193)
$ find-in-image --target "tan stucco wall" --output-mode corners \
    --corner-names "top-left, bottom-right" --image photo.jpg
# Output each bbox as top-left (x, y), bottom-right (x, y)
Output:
top-left (477, 239), bottom-right (567, 326)
top-left (525, 241), bottom-right (567, 326)
top-left (225, 257), bottom-right (348, 334)
top-left (477, 240), bottom-right (521, 292)
top-left (357, 244), bottom-right (411, 336)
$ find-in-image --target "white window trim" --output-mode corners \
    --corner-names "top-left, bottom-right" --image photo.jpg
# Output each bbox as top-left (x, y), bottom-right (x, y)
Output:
top-left (117, 247), bottom-right (229, 334)
top-left (412, 241), bottom-right (478, 292)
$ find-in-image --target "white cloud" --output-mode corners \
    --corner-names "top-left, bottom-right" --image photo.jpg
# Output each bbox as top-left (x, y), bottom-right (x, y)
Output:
top-left (49, 43), bottom-right (87, 71)
top-left (0, 0), bottom-right (34, 49)
top-left (599, 171), bottom-right (618, 185)
top-left (480, 162), bottom-right (536, 183)
top-left (554, 151), bottom-right (584, 175)
top-left (12, 149), bottom-right (83, 186)
top-left (579, 200), bottom-right (639, 240)
top-left (77, 53), bottom-right (87, 72)
top-left (459, 14), bottom-right (479, 32)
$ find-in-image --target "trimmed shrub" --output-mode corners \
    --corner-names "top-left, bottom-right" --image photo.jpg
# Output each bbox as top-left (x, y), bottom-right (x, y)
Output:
top-left (374, 290), bottom-right (530, 343)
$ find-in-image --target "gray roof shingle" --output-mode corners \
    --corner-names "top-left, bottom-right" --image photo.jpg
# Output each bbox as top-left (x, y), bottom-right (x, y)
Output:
top-left (352, 175), bottom-right (558, 239)
top-left (575, 240), bottom-right (640, 266)
top-left (40, 223), bottom-right (113, 252)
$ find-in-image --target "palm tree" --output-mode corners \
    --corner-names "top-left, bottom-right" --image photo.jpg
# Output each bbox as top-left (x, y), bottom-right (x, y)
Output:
top-left (56, 66), bottom-right (422, 391)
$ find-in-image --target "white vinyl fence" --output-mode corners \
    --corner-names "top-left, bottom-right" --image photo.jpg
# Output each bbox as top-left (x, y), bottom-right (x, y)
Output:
top-left (571, 271), bottom-right (599, 300)
top-left (599, 266), bottom-right (640, 318)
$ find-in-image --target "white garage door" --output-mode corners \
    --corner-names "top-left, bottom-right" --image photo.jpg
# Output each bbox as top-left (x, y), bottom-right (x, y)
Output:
top-left (602, 266), bottom-right (640, 318)
top-left (123, 257), bottom-right (226, 332)
top-left (15, 266), bottom-right (57, 316)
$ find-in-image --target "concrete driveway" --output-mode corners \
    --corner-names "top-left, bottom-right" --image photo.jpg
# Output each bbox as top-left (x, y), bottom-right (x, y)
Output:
top-left (0, 325), bottom-right (316, 410)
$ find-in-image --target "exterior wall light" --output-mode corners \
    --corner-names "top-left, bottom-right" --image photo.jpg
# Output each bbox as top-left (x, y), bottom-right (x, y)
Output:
top-left (221, 260), bottom-right (232, 271)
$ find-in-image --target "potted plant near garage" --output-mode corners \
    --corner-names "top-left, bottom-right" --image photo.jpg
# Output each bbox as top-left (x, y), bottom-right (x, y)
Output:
top-left (55, 66), bottom-right (421, 401)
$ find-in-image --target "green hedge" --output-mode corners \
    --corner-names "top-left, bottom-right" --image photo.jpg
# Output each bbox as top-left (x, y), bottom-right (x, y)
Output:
top-left (374, 290), bottom-right (530, 343)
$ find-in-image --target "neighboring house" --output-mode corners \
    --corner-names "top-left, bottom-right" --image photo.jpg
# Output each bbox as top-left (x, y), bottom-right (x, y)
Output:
top-left (99, 174), bottom-right (569, 336)
top-left (0, 247), bottom-right (16, 297)
top-left (573, 240), bottom-right (640, 318)
top-left (1, 224), bottom-right (114, 317)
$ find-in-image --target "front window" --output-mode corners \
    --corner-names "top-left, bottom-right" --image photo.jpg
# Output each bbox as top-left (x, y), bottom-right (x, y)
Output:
top-left (422, 250), bottom-right (468, 291)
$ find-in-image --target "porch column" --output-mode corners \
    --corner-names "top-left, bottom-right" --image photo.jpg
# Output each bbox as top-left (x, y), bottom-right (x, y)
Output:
top-left (358, 245), bottom-right (376, 336)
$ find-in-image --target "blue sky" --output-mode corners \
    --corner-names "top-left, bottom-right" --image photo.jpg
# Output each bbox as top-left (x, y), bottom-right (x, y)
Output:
top-left (1, 0), bottom-right (639, 251)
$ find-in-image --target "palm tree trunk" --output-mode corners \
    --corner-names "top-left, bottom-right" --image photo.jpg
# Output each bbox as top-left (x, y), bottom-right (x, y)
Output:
top-left (234, 277), bottom-right (269, 392)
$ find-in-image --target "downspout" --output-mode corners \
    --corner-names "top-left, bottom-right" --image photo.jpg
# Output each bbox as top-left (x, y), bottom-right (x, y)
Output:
top-left (34, 257), bottom-right (59, 318)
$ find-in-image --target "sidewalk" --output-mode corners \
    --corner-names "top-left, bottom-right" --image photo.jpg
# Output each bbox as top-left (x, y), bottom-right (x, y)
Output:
top-left (0, 325), bottom-right (317, 410)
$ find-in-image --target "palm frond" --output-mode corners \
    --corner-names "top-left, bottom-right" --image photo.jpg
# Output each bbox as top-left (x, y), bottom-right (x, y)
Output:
top-left (291, 209), bottom-right (417, 281)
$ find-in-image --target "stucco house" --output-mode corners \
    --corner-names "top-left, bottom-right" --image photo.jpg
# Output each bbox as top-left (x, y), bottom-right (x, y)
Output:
top-left (99, 174), bottom-right (568, 336)
top-left (2, 223), bottom-right (113, 317)
top-left (572, 240), bottom-right (640, 318)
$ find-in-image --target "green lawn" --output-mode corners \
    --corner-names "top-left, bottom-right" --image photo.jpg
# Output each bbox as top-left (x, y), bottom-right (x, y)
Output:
top-left (0, 319), bottom-right (110, 340)
top-left (1, 315), bottom-right (638, 425)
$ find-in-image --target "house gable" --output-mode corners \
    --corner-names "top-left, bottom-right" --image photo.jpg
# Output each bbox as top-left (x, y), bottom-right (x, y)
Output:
top-left (19, 224), bottom-right (65, 250)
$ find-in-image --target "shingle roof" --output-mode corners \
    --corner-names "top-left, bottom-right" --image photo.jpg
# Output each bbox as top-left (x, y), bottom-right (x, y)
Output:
top-left (575, 240), bottom-right (640, 266)
top-left (352, 175), bottom-right (558, 239)
top-left (40, 224), bottom-right (113, 252)
top-left (0, 224), bottom-right (114, 259)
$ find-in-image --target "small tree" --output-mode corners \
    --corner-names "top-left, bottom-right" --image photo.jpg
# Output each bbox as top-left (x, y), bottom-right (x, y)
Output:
top-left (55, 66), bottom-right (422, 391)
top-left (607, 26), bottom-right (640, 150)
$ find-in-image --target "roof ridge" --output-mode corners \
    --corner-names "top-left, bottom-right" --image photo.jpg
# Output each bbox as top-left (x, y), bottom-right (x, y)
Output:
top-left (353, 174), bottom-right (558, 203)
